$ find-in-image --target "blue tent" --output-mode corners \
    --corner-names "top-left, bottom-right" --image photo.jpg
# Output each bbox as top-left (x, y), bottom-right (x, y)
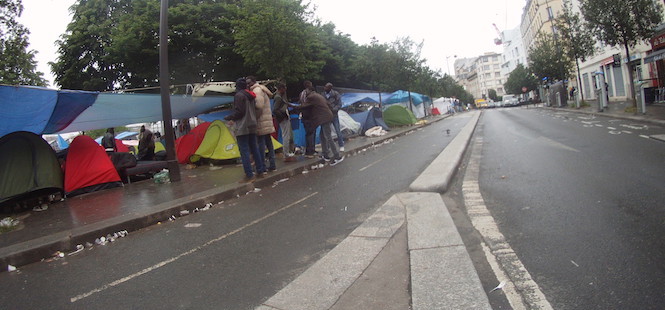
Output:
top-left (340, 92), bottom-right (390, 108)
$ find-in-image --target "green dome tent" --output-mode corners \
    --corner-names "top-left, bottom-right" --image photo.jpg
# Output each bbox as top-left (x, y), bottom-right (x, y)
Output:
top-left (0, 131), bottom-right (63, 207)
top-left (383, 105), bottom-right (417, 127)
top-left (190, 120), bottom-right (241, 163)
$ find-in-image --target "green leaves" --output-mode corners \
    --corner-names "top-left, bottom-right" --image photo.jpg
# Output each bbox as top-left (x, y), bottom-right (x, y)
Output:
top-left (0, 0), bottom-right (47, 86)
top-left (504, 64), bottom-right (538, 95)
top-left (528, 33), bottom-right (571, 83)
top-left (580, 0), bottom-right (663, 48)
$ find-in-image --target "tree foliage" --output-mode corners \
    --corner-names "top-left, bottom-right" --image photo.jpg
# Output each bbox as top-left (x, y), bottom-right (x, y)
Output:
top-left (580, 0), bottom-right (663, 103)
top-left (487, 89), bottom-right (498, 101)
top-left (504, 64), bottom-right (538, 95)
top-left (528, 33), bottom-right (571, 82)
top-left (555, 0), bottom-right (595, 63)
top-left (0, 0), bottom-right (47, 86)
top-left (50, 0), bottom-right (470, 103)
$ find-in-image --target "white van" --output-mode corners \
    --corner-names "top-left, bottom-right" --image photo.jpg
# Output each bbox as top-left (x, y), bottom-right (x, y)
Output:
top-left (503, 94), bottom-right (519, 107)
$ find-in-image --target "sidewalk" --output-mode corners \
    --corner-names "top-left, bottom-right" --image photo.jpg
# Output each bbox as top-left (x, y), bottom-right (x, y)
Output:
top-left (548, 99), bottom-right (665, 125)
top-left (1, 111), bottom-right (492, 309)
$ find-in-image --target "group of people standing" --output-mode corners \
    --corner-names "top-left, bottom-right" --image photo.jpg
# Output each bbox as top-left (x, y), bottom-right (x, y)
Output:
top-left (224, 77), bottom-right (345, 183)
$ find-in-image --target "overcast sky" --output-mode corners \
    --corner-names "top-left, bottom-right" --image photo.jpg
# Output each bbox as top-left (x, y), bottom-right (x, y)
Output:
top-left (19, 0), bottom-right (525, 88)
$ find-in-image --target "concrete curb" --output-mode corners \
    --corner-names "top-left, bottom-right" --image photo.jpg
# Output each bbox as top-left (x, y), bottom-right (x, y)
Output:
top-left (409, 111), bottom-right (480, 193)
top-left (0, 114), bottom-right (453, 270)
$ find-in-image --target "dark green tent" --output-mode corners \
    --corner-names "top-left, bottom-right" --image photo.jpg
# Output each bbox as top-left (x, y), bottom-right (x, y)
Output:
top-left (0, 131), bottom-right (64, 207)
top-left (383, 105), bottom-right (417, 127)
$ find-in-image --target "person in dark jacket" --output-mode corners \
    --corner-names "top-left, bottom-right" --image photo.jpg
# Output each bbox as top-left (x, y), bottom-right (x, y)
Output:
top-left (137, 128), bottom-right (155, 161)
top-left (101, 127), bottom-right (116, 153)
top-left (322, 83), bottom-right (345, 151)
top-left (224, 78), bottom-right (265, 183)
top-left (298, 80), bottom-right (317, 157)
top-left (296, 85), bottom-right (344, 165)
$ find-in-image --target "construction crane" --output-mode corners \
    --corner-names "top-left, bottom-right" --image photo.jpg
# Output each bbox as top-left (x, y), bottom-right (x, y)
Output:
top-left (492, 23), bottom-right (503, 45)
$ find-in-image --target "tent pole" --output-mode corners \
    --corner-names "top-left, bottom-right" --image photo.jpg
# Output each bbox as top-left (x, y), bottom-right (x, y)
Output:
top-left (408, 90), bottom-right (414, 115)
top-left (378, 91), bottom-right (382, 108)
top-left (159, 0), bottom-right (181, 182)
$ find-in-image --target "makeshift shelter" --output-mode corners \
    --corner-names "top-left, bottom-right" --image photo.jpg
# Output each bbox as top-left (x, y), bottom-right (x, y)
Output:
top-left (384, 90), bottom-right (430, 119)
top-left (349, 107), bottom-right (390, 135)
top-left (432, 98), bottom-right (454, 115)
top-left (0, 131), bottom-right (64, 206)
top-left (175, 122), bottom-right (211, 163)
top-left (190, 120), bottom-right (240, 163)
top-left (337, 110), bottom-right (362, 137)
top-left (383, 105), bottom-right (417, 127)
top-left (64, 135), bottom-right (122, 197)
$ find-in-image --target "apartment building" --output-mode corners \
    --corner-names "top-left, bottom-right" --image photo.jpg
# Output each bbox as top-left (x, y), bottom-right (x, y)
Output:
top-left (454, 53), bottom-right (505, 100)
top-left (501, 27), bottom-right (528, 83)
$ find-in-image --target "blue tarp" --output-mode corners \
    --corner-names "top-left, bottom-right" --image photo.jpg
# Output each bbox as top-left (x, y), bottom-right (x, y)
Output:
top-left (384, 90), bottom-right (429, 106)
top-left (0, 85), bottom-right (97, 137)
top-left (340, 92), bottom-right (390, 108)
top-left (0, 85), bottom-right (235, 138)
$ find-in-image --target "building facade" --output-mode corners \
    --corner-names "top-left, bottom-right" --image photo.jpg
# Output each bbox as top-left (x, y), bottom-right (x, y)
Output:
top-left (454, 53), bottom-right (505, 100)
top-left (501, 26), bottom-right (528, 89)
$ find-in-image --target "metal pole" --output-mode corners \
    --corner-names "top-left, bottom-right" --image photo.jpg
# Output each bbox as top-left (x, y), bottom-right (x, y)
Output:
top-left (159, 0), bottom-right (181, 182)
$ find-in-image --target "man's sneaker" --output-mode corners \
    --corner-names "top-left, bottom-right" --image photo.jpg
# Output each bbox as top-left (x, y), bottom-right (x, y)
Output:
top-left (330, 155), bottom-right (345, 166)
top-left (319, 155), bottom-right (331, 162)
top-left (339, 146), bottom-right (345, 152)
top-left (239, 176), bottom-right (256, 183)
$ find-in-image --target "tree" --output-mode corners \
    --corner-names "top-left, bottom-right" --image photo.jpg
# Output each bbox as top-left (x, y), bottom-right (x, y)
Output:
top-left (0, 0), bottom-right (47, 86)
top-left (487, 89), bottom-right (498, 101)
top-left (555, 0), bottom-right (596, 102)
top-left (581, 0), bottom-right (664, 106)
top-left (504, 64), bottom-right (538, 95)
top-left (528, 33), bottom-right (572, 83)
top-left (233, 0), bottom-right (327, 82)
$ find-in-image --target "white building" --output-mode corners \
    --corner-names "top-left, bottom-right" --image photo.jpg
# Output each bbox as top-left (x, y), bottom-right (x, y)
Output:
top-left (500, 27), bottom-right (528, 86)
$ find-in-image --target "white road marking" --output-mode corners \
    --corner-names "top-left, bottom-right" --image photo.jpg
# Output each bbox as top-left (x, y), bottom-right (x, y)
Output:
top-left (621, 124), bottom-right (648, 130)
top-left (608, 131), bottom-right (622, 135)
top-left (70, 192), bottom-right (319, 303)
top-left (359, 150), bottom-right (398, 172)
top-left (463, 137), bottom-right (553, 310)
top-left (538, 136), bottom-right (580, 152)
top-left (595, 124), bottom-right (604, 127)
top-left (640, 135), bottom-right (651, 139)
top-left (607, 127), bottom-right (616, 130)
top-left (622, 131), bottom-right (633, 134)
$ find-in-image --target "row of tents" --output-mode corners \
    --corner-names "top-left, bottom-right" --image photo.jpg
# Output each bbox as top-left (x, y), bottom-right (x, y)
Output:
top-left (0, 84), bottom-right (453, 210)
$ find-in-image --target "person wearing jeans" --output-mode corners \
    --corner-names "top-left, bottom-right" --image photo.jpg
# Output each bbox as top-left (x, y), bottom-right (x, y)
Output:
top-left (322, 83), bottom-right (345, 151)
top-left (224, 78), bottom-right (265, 183)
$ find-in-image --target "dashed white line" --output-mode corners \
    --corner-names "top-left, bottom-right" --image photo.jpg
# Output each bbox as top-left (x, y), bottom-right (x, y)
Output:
top-left (607, 127), bottom-right (616, 130)
top-left (462, 137), bottom-right (553, 310)
top-left (70, 192), bottom-right (319, 303)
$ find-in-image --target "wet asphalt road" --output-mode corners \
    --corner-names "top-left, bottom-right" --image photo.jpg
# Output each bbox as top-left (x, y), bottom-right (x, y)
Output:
top-left (475, 107), bottom-right (665, 310)
top-left (0, 114), bottom-right (472, 310)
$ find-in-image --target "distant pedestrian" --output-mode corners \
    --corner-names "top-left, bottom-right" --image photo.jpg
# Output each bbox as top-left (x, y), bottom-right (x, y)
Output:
top-left (247, 76), bottom-right (276, 173)
top-left (273, 83), bottom-right (295, 161)
top-left (137, 128), bottom-right (155, 161)
top-left (322, 83), bottom-right (345, 152)
top-left (224, 77), bottom-right (265, 183)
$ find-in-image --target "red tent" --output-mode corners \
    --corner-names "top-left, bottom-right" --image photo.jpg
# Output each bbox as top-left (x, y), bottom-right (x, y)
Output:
top-left (64, 135), bottom-right (122, 197)
top-left (115, 139), bottom-right (130, 153)
top-left (175, 122), bottom-right (211, 163)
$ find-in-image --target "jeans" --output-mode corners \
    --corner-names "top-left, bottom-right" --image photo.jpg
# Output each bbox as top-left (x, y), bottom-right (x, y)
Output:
top-left (303, 120), bottom-right (316, 155)
top-left (279, 118), bottom-right (292, 155)
top-left (237, 134), bottom-right (265, 178)
top-left (257, 134), bottom-right (276, 170)
top-left (331, 114), bottom-right (344, 147)
top-left (319, 122), bottom-right (339, 160)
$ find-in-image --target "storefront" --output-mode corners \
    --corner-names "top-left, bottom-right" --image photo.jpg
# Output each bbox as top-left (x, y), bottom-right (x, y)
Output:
top-left (643, 24), bottom-right (665, 102)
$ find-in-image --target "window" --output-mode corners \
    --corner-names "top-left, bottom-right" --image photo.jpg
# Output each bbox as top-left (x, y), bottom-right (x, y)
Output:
top-left (494, 64), bottom-right (500, 70)
top-left (484, 65), bottom-right (490, 70)
top-left (493, 56), bottom-right (498, 62)
top-left (483, 57), bottom-right (489, 62)
top-left (495, 72), bottom-right (501, 77)
top-left (485, 73), bottom-right (492, 78)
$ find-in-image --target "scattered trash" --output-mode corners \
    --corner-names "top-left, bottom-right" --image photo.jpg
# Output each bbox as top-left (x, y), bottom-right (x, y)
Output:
top-left (343, 206), bottom-right (347, 211)
top-left (7, 265), bottom-right (17, 272)
top-left (85, 242), bottom-right (94, 248)
top-left (571, 260), bottom-right (579, 267)
top-left (95, 237), bottom-right (107, 245)
top-left (68, 244), bottom-right (85, 256)
top-left (489, 281), bottom-right (506, 292)
top-left (32, 204), bottom-right (48, 212)
top-left (184, 223), bottom-right (202, 228)
top-left (253, 188), bottom-right (261, 193)
top-left (216, 201), bottom-right (223, 205)
top-left (318, 163), bottom-right (324, 169)
top-left (180, 210), bottom-right (190, 216)
top-left (0, 217), bottom-right (19, 231)
top-left (501, 175), bottom-right (506, 179)
top-left (209, 166), bottom-right (222, 171)
top-left (168, 215), bottom-right (176, 221)
top-left (153, 170), bottom-right (170, 184)
top-left (272, 178), bottom-right (290, 188)
top-left (302, 170), bottom-right (309, 174)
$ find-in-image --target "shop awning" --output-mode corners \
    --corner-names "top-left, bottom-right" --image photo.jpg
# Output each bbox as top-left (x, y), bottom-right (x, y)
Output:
top-left (643, 49), bottom-right (665, 64)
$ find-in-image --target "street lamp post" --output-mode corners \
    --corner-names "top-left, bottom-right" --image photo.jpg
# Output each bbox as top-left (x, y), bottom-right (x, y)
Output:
top-left (159, 0), bottom-right (181, 182)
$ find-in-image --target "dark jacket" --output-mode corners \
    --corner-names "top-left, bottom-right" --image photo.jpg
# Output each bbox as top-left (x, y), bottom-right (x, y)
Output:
top-left (225, 90), bottom-right (258, 136)
top-left (296, 89), bottom-right (333, 128)
top-left (272, 92), bottom-right (290, 123)
top-left (101, 132), bottom-right (116, 151)
top-left (323, 89), bottom-right (342, 114)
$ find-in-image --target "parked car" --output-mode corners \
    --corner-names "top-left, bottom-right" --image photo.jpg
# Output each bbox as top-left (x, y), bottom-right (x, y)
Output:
top-left (503, 94), bottom-right (519, 107)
